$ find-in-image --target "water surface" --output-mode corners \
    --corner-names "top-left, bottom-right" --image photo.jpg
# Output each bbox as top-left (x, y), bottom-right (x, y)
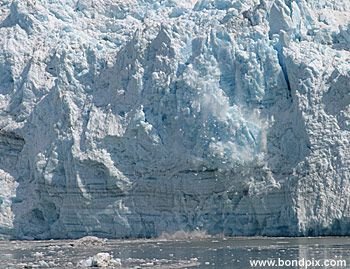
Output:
top-left (0, 237), bottom-right (349, 268)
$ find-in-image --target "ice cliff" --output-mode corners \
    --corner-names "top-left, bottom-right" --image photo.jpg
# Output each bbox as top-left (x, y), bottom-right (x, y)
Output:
top-left (0, 0), bottom-right (349, 239)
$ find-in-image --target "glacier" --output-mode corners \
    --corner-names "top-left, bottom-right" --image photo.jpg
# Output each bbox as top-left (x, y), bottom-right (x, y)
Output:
top-left (0, 0), bottom-right (349, 239)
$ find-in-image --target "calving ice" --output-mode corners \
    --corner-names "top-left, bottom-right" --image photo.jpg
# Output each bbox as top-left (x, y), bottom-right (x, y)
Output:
top-left (0, 0), bottom-right (349, 239)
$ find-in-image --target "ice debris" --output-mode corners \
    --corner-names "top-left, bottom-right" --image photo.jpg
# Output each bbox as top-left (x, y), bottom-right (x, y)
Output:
top-left (77, 253), bottom-right (121, 268)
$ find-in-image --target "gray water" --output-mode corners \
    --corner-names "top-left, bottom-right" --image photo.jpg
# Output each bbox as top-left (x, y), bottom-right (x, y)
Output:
top-left (0, 237), bottom-right (349, 268)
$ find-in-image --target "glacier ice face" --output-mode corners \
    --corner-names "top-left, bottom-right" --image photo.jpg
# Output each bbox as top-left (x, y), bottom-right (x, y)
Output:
top-left (0, 0), bottom-right (349, 239)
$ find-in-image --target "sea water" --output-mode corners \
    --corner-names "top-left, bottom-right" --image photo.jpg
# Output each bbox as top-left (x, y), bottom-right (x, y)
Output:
top-left (0, 237), bottom-right (349, 268)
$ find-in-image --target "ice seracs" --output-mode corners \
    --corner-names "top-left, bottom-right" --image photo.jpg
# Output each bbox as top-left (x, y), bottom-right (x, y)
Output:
top-left (0, 0), bottom-right (349, 239)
